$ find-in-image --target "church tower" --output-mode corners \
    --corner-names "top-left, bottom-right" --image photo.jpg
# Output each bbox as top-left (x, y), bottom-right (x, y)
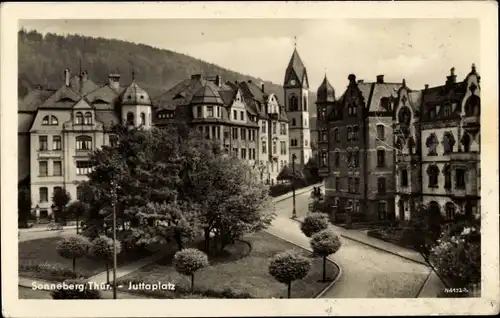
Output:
top-left (120, 73), bottom-right (153, 129)
top-left (284, 46), bottom-right (312, 167)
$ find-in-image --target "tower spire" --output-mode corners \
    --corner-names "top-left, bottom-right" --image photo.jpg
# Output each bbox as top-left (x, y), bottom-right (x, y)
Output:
top-left (132, 69), bottom-right (135, 81)
top-left (294, 36), bottom-right (297, 49)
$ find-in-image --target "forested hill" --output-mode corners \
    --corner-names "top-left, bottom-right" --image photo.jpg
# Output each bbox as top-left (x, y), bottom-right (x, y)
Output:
top-left (18, 29), bottom-right (288, 102)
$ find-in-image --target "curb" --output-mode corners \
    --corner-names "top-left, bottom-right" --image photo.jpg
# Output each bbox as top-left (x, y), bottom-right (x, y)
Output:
top-left (416, 270), bottom-right (434, 298)
top-left (272, 183), bottom-right (324, 204)
top-left (19, 226), bottom-right (77, 233)
top-left (289, 218), bottom-right (428, 267)
top-left (263, 230), bottom-right (342, 299)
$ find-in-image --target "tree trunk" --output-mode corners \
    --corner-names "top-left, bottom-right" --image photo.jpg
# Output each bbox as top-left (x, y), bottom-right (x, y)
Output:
top-left (323, 256), bottom-right (327, 281)
top-left (191, 274), bottom-right (195, 293)
top-left (76, 216), bottom-right (79, 234)
top-left (204, 228), bottom-right (210, 253)
top-left (175, 233), bottom-right (183, 250)
top-left (72, 258), bottom-right (76, 272)
top-left (106, 261), bottom-right (110, 284)
top-left (287, 282), bottom-right (292, 298)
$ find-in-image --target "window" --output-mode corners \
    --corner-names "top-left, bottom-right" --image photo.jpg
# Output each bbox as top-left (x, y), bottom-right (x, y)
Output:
top-left (354, 178), bottom-right (360, 193)
top-left (353, 125), bottom-right (359, 141)
top-left (39, 136), bottom-right (48, 150)
top-left (52, 136), bottom-right (61, 150)
top-left (240, 111), bottom-right (244, 121)
top-left (427, 165), bottom-right (440, 188)
top-left (75, 112), bottom-right (83, 124)
top-left (140, 112), bottom-right (146, 125)
top-left (321, 130), bottom-right (328, 142)
top-left (304, 118), bottom-right (308, 127)
top-left (233, 110), bottom-right (237, 120)
top-left (289, 95), bottom-right (298, 111)
top-left (241, 128), bottom-right (246, 140)
top-left (303, 96), bottom-right (308, 111)
top-left (53, 161), bottom-right (62, 176)
top-left (39, 161), bottom-right (48, 177)
top-left (212, 126), bottom-right (217, 139)
top-left (305, 140), bottom-right (308, 146)
top-left (320, 151), bottom-right (327, 167)
top-left (334, 128), bottom-right (340, 142)
top-left (377, 149), bottom-right (385, 167)
top-left (353, 149), bottom-right (359, 167)
top-left (272, 122), bottom-right (277, 134)
top-left (398, 107), bottom-right (411, 124)
top-left (280, 123), bottom-right (286, 135)
top-left (401, 169), bottom-right (408, 187)
top-left (346, 150), bottom-right (352, 165)
top-left (428, 107), bottom-right (436, 120)
top-left (443, 165), bottom-right (451, 189)
top-left (378, 201), bottom-right (387, 220)
top-left (232, 128), bottom-right (238, 139)
top-left (76, 136), bottom-right (92, 150)
top-left (445, 202), bottom-right (456, 221)
top-left (348, 102), bottom-right (357, 116)
top-left (461, 133), bottom-right (471, 152)
top-left (207, 106), bottom-right (214, 117)
top-left (347, 127), bottom-right (352, 141)
top-left (292, 118), bottom-right (296, 126)
top-left (126, 112), bottom-right (134, 126)
top-left (262, 141), bottom-right (267, 154)
top-left (76, 161), bottom-right (92, 175)
top-left (318, 106), bottom-right (326, 121)
top-left (109, 135), bottom-right (118, 147)
top-left (334, 151), bottom-right (340, 167)
top-left (442, 132), bottom-right (455, 154)
top-left (377, 178), bottom-right (386, 194)
top-left (291, 139), bottom-right (298, 147)
top-left (84, 112), bottom-right (92, 125)
top-left (261, 121), bottom-right (266, 133)
top-left (273, 141), bottom-right (277, 154)
top-left (456, 168), bottom-right (466, 189)
top-left (197, 106), bottom-right (202, 118)
top-left (204, 126), bottom-right (210, 139)
top-left (376, 125), bottom-right (385, 140)
top-left (465, 95), bottom-right (480, 117)
top-left (76, 186), bottom-right (84, 200)
top-left (42, 116), bottom-right (50, 125)
top-left (51, 116), bottom-right (58, 125)
top-left (426, 133), bottom-right (438, 155)
top-left (335, 177), bottom-right (340, 192)
top-left (217, 127), bottom-right (221, 139)
top-left (232, 148), bottom-right (239, 158)
top-left (39, 187), bottom-right (48, 202)
top-left (348, 177), bottom-right (353, 193)
top-left (241, 148), bottom-right (247, 159)
top-left (442, 104), bottom-right (451, 117)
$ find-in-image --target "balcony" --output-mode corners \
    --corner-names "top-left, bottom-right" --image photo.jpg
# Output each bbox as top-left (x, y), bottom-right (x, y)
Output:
top-left (449, 151), bottom-right (479, 162)
top-left (74, 149), bottom-right (92, 158)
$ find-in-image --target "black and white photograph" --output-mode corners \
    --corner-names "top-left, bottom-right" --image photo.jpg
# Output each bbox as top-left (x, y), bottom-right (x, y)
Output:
top-left (1, 1), bottom-right (498, 317)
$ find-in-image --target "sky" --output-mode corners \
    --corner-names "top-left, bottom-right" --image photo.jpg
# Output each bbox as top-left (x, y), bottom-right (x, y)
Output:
top-left (20, 19), bottom-right (480, 92)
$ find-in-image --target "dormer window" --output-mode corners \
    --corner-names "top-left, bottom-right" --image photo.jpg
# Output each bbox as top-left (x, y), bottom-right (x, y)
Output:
top-left (42, 116), bottom-right (50, 125)
top-left (51, 116), bottom-right (58, 125)
top-left (75, 112), bottom-right (83, 125)
top-left (84, 112), bottom-right (92, 125)
top-left (348, 102), bottom-right (357, 116)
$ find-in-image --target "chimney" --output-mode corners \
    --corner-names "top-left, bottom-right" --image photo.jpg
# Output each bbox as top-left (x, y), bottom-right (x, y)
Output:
top-left (424, 84), bottom-right (429, 90)
top-left (191, 74), bottom-right (202, 80)
top-left (376, 75), bottom-right (384, 83)
top-left (261, 82), bottom-right (265, 92)
top-left (64, 68), bottom-right (70, 86)
top-left (357, 79), bottom-right (364, 84)
top-left (108, 73), bottom-right (121, 90)
top-left (446, 67), bottom-right (456, 85)
top-left (348, 74), bottom-right (356, 83)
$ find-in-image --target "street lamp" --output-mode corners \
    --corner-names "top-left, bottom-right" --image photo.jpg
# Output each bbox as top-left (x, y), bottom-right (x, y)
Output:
top-left (110, 180), bottom-right (118, 299)
top-left (291, 154), bottom-right (297, 219)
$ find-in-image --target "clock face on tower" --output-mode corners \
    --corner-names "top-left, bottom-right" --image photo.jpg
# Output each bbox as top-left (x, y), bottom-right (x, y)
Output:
top-left (289, 79), bottom-right (296, 85)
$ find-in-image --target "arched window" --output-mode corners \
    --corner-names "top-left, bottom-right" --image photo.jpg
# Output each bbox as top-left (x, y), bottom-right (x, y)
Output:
top-left (443, 164), bottom-right (452, 189)
top-left (320, 151), bottom-right (328, 167)
top-left (353, 125), bottom-right (359, 141)
top-left (353, 149), bottom-right (360, 167)
top-left (75, 112), bottom-right (83, 125)
top-left (348, 102), bottom-right (357, 116)
top-left (84, 112), bottom-right (92, 125)
top-left (303, 96), bottom-right (308, 111)
top-left (465, 95), bottom-right (480, 117)
top-left (347, 126), bottom-right (352, 141)
top-left (50, 115), bottom-right (58, 125)
top-left (426, 133), bottom-right (438, 155)
top-left (442, 103), bottom-right (452, 117)
top-left (461, 133), bottom-right (471, 152)
top-left (408, 137), bottom-right (416, 154)
top-left (42, 115), bottom-right (50, 125)
top-left (126, 112), bottom-right (134, 126)
top-left (346, 149), bottom-right (352, 165)
top-left (76, 135), bottom-right (92, 150)
top-left (334, 128), bottom-right (340, 142)
top-left (289, 95), bottom-right (298, 111)
top-left (427, 164), bottom-right (440, 187)
top-left (377, 149), bottom-right (385, 167)
top-left (398, 106), bottom-right (411, 125)
top-left (377, 178), bottom-right (386, 194)
top-left (445, 202), bottom-right (456, 221)
top-left (334, 150), bottom-right (340, 167)
top-left (140, 112), bottom-right (146, 125)
top-left (376, 125), bottom-right (385, 140)
top-left (291, 118), bottom-right (296, 126)
top-left (442, 132), bottom-right (456, 154)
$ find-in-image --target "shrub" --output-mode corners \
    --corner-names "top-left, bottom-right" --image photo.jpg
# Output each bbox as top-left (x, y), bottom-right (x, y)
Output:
top-left (88, 236), bottom-right (122, 284)
top-left (51, 279), bottom-right (101, 299)
top-left (56, 235), bottom-right (91, 272)
top-left (19, 261), bottom-right (87, 281)
top-left (310, 230), bottom-right (342, 281)
top-left (269, 184), bottom-right (291, 197)
top-left (300, 213), bottom-right (329, 237)
top-left (172, 248), bottom-right (209, 292)
top-left (268, 250), bottom-right (311, 298)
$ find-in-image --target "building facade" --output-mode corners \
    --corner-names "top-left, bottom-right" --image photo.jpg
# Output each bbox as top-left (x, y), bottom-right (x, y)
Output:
top-left (322, 74), bottom-right (400, 223)
top-left (19, 69), bottom-right (152, 218)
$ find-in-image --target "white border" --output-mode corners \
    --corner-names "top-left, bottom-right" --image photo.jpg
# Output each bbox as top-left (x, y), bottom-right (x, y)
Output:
top-left (1, 1), bottom-right (498, 317)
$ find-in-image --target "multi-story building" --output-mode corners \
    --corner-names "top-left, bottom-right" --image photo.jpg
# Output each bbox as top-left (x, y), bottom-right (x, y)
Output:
top-left (315, 75), bottom-right (336, 177)
top-left (323, 74), bottom-right (400, 223)
top-left (153, 74), bottom-right (289, 184)
top-left (283, 48), bottom-right (312, 168)
top-left (18, 69), bottom-right (152, 219)
top-left (418, 65), bottom-right (481, 222)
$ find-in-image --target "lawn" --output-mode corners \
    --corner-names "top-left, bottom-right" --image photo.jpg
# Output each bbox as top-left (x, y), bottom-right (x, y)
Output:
top-left (19, 236), bottom-right (162, 281)
top-left (117, 231), bottom-right (339, 299)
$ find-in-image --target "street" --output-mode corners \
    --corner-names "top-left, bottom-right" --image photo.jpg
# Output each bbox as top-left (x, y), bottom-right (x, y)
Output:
top-left (269, 190), bottom-right (431, 298)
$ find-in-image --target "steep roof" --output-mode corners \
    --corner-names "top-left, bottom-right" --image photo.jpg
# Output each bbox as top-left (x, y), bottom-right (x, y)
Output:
top-left (191, 82), bottom-right (224, 105)
top-left (19, 88), bottom-right (55, 112)
top-left (68, 74), bottom-right (100, 96)
top-left (38, 85), bottom-right (82, 109)
top-left (121, 81), bottom-right (152, 106)
top-left (284, 48), bottom-right (309, 88)
top-left (316, 75), bottom-right (335, 103)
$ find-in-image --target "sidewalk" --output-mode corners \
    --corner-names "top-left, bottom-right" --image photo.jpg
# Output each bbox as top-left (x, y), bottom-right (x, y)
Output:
top-left (272, 182), bottom-right (323, 204)
top-left (19, 276), bottom-right (150, 299)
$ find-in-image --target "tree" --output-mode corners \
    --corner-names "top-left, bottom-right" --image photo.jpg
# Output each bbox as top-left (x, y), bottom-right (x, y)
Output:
top-left (268, 250), bottom-right (311, 298)
top-left (51, 279), bottom-right (101, 299)
top-left (52, 187), bottom-right (71, 224)
top-left (88, 235), bottom-right (122, 284)
top-left (172, 248), bottom-right (209, 292)
top-left (18, 186), bottom-right (31, 227)
top-left (56, 235), bottom-right (91, 272)
top-left (66, 200), bottom-right (87, 234)
top-left (310, 230), bottom-right (342, 281)
top-left (300, 213), bottom-right (329, 238)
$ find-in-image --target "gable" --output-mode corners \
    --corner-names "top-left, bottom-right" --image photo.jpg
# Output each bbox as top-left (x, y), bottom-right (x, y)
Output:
top-left (72, 98), bottom-right (93, 110)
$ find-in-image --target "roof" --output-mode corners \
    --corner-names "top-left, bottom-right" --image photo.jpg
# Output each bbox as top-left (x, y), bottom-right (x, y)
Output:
top-left (38, 85), bottom-right (82, 109)
top-left (19, 88), bottom-right (55, 112)
top-left (121, 81), bottom-right (152, 106)
top-left (191, 82), bottom-right (224, 105)
top-left (284, 48), bottom-right (309, 88)
top-left (316, 75), bottom-right (335, 103)
top-left (85, 85), bottom-right (121, 110)
top-left (95, 111), bottom-right (120, 129)
top-left (368, 82), bottom-right (400, 112)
